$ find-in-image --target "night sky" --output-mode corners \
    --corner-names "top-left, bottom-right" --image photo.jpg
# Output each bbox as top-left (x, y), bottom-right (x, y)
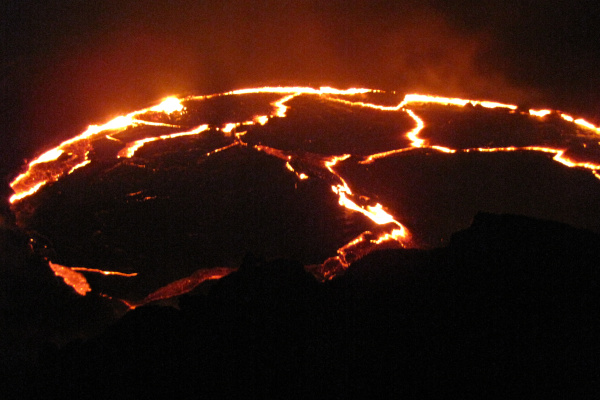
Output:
top-left (2, 1), bottom-right (600, 183)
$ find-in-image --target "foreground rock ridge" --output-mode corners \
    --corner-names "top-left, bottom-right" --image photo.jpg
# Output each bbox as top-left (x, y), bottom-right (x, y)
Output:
top-left (5, 212), bottom-right (600, 398)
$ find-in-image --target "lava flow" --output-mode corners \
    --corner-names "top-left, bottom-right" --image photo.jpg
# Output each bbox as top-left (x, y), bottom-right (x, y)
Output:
top-left (9, 86), bottom-right (600, 305)
top-left (49, 262), bottom-right (91, 296)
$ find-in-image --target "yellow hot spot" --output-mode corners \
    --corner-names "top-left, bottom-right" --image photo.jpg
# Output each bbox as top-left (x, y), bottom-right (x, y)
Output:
top-left (228, 86), bottom-right (372, 96)
top-left (431, 146), bottom-right (456, 153)
top-left (529, 109), bottom-right (552, 118)
top-left (574, 118), bottom-right (600, 133)
top-left (478, 101), bottom-right (517, 110)
top-left (403, 94), bottom-right (470, 107)
top-left (30, 148), bottom-right (64, 167)
top-left (150, 97), bottom-right (184, 114)
top-left (318, 87), bottom-right (371, 95)
top-left (561, 114), bottom-right (574, 122)
top-left (365, 203), bottom-right (396, 225)
top-left (255, 115), bottom-right (269, 125)
top-left (222, 123), bottom-right (239, 133)
top-left (78, 115), bottom-right (137, 141)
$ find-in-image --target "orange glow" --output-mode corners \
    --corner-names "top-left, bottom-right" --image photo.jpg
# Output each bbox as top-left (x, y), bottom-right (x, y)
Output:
top-left (118, 124), bottom-right (210, 158)
top-left (253, 144), bottom-right (292, 162)
top-left (205, 142), bottom-right (239, 157)
top-left (325, 151), bottom-right (410, 258)
top-left (255, 115), bottom-right (269, 125)
top-left (30, 148), bottom-right (64, 166)
top-left (361, 108), bottom-right (426, 163)
top-left (324, 154), bottom-right (352, 177)
top-left (124, 267), bottom-right (236, 308)
top-left (67, 158), bottom-right (91, 175)
top-left (529, 109), bottom-right (552, 118)
top-left (464, 145), bottom-right (600, 172)
top-left (574, 118), bottom-right (600, 133)
top-left (326, 97), bottom-right (403, 111)
top-left (360, 148), bottom-right (414, 164)
top-left (557, 113), bottom-right (600, 134)
top-left (70, 267), bottom-right (138, 277)
top-left (149, 97), bottom-right (183, 114)
top-left (9, 182), bottom-right (45, 204)
top-left (222, 123), bottom-right (239, 133)
top-left (274, 94), bottom-right (299, 117)
top-left (105, 134), bottom-right (122, 142)
top-left (401, 94), bottom-right (518, 110)
top-left (12, 87), bottom-right (600, 205)
top-left (49, 262), bottom-right (91, 296)
top-left (227, 86), bottom-right (371, 96)
top-left (9, 96), bottom-right (187, 204)
top-left (333, 188), bottom-right (408, 236)
top-left (316, 226), bottom-right (408, 279)
top-left (365, 203), bottom-right (400, 225)
top-left (11, 86), bottom-right (600, 296)
top-left (530, 147), bottom-right (600, 170)
top-left (285, 161), bottom-right (310, 181)
top-left (431, 145), bottom-right (456, 153)
top-left (561, 114), bottom-right (574, 122)
top-left (372, 229), bottom-right (407, 245)
top-left (405, 109), bottom-right (426, 148)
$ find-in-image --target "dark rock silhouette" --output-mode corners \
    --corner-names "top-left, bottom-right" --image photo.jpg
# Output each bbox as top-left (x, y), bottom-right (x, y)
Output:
top-left (0, 223), bottom-right (121, 397)
top-left (8, 213), bottom-right (600, 398)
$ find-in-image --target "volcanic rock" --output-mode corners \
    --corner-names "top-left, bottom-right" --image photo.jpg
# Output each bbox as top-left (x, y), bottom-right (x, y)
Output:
top-left (14, 213), bottom-right (599, 399)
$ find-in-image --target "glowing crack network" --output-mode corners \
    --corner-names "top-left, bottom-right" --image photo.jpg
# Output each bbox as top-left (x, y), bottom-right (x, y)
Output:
top-left (9, 86), bottom-right (600, 306)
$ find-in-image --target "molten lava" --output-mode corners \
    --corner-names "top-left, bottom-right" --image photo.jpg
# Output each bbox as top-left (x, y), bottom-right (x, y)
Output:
top-left (49, 262), bottom-right (91, 296)
top-left (129, 267), bottom-right (237, 309)
top-left (10, 86), bottom-right (600, 302)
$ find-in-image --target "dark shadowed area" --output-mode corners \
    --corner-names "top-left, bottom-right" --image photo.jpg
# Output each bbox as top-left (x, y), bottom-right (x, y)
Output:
top-left (7, 213), bottom-right (600, 398)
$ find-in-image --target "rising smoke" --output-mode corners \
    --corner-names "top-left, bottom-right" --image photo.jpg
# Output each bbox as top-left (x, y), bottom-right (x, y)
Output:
top-left (2, 0), bottom-right (598, 170)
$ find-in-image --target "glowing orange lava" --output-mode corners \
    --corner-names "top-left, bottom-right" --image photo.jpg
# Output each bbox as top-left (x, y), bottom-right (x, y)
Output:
top-left (49, 262), bottom-right (91, 296)
top-left (70, 267), bottom-right (138, 277)
top-left (126, 267), bottom-right (236, 309)
top-left (9, 97), bottom-right (186, 204)
top-left (11, 86), bottom-right (600, 295)
top-left (118, 124), bottom-right (210, 158)
top-left (401, 94), bottom-right (518, 110)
